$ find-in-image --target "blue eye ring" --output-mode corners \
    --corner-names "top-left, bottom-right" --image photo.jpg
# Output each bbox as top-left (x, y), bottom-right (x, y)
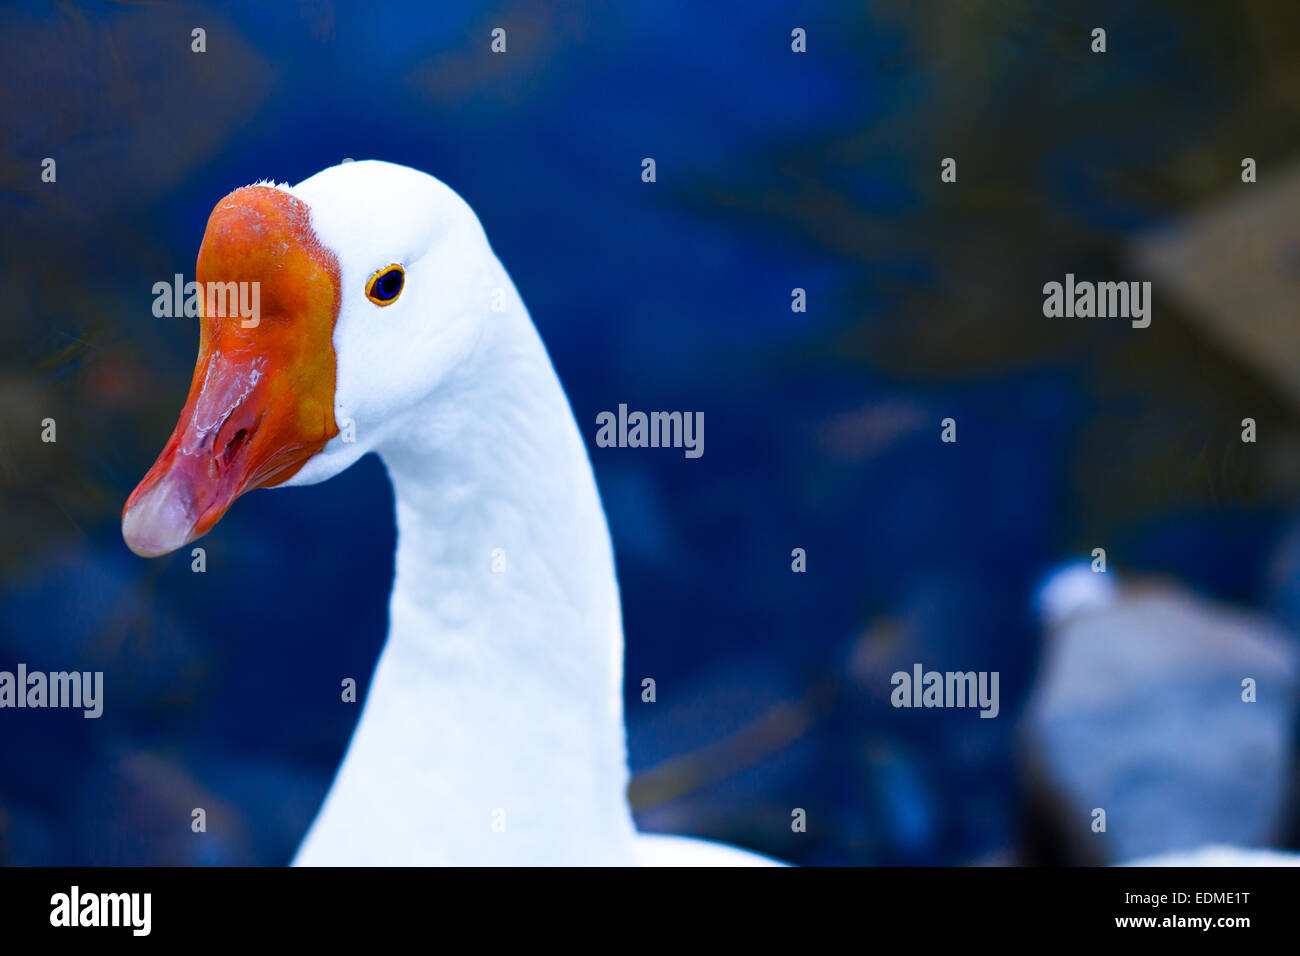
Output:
top-left (366, 264), bottom-right (405, 305)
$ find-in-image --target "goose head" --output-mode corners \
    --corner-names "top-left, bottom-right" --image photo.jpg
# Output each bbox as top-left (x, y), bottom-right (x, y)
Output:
top-left (123, 160), bottom-right (494, 557)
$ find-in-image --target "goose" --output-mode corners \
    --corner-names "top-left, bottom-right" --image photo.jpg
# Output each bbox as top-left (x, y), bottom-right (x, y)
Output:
top-left (121, 160), bottom-right (781, 866)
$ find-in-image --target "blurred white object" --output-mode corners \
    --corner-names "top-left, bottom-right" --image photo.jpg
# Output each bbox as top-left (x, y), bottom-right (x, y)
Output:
top-left (1024, 575), bottom-right (1300, 863)
top-left (1124, 844), bottom-right (1300, 866)
top-left (1035, 561), bottom-right (1120, 631)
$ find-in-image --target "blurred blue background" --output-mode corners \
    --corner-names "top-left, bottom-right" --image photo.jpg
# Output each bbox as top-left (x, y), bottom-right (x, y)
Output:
top-left (2, 0), bottom-right (1300, 865)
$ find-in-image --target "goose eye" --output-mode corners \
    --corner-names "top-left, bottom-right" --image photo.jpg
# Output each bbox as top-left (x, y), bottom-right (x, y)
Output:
top-left (366, 265), bottom-right (404, 305)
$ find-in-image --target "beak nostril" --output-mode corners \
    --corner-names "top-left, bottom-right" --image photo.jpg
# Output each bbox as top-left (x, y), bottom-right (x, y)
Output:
top-left (222, 428), bottom-right (248, 466)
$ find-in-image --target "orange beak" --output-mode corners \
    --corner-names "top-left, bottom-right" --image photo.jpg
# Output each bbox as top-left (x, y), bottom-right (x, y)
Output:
top-left (122, 186), bottom-right (341, 558)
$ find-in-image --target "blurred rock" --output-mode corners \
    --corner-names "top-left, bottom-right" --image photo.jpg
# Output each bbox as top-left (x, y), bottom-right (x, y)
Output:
top-left (1022, 569), bottom-right (1299, 863)
top-left (1133, 162), bottom-right (1300, 411)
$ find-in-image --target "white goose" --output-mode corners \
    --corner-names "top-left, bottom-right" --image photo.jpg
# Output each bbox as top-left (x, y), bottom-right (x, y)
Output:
top-left (122, 160), bottom-right (780, 866)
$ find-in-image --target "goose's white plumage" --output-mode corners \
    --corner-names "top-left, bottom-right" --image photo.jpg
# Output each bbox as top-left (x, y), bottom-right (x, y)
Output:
top-left (125, 160), bottom-right (781, 866)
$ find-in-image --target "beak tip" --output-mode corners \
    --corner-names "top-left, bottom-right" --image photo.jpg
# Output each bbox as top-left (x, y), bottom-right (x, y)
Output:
top-left (122, 478), bottom-right (197, 558)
